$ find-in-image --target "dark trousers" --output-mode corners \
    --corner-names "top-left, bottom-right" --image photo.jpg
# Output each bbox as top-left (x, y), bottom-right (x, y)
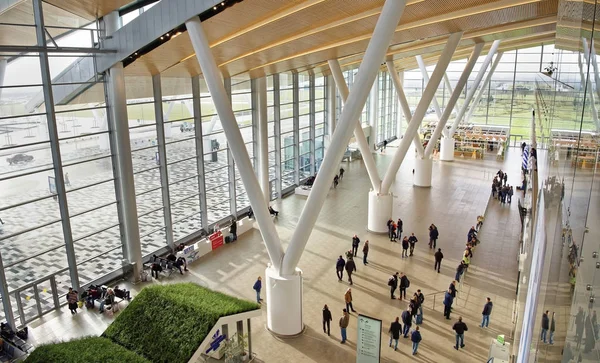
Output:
top-left (390, 286), bottom-right (397, 298)
top-left (434, 260), bottom-right (441, 272)
top-left (323, 320), bottom-right (330, 334)
top-left (363, 253), bottom-right (368, 264)
top-left (444, 304), bottom-right (452, 319)
top-left (347, 272), bottom-right (353, 284)
top-left (429, 239), bottom-right (437, 249)
top-left (455, 271), bottom-right (462, 282)
top-left (403, 323), bottom-right (411, 337)
top-left (409, 244), bottom-right (415, 256)
top-left (151, 269), bottom-right (160, 278)
top-left (336, 268), bottom-right (343, 280)
top-left (346, 301), bottom-right (354, 312)
top-left (399, 287), bottom-right (406, 300)
top-left (352, 246), bottom-right (358, 257)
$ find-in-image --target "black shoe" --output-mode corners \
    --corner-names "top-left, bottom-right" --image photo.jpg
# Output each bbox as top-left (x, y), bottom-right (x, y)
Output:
top-left (461, 345), bottom-right (465, 348)
top-left (352, 310), bottom-right (357, 312)
top-left (454, 346), bottom-right (458, 350)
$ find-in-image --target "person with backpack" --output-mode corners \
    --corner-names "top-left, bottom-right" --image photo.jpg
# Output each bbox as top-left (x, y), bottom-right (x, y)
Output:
top-left (253, 277), bottom-right (262, 304)
top-left (452, 316), bottom-right (469, 350)
top-left (401, 236), bottom-right (409, 258)
top-left (322, 304), bottom-right (332, 336)
top-left (481, 297), bottom-right (493, 328)
top-left (345, 257), bottom-right (356, 285)
top-left (411, 326), bottom-right (422, 355)
top-left (336, 255), bottom-right (345, 281)
top-left (434, 248), bottom-right (444, 273)
top-left (388, 317), bottom-right (402, 351)
top-left (388, 272), bottom-right (399, 299)
top-left (399, 272), bottom-right (410, 300)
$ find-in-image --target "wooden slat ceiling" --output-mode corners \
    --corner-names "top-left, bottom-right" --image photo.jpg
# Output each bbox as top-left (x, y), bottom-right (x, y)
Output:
top-left (121, 0), bottom-right (560, 80)
top-left (0, 0), bottom-right (88, 47)
top-left (44, 0), bottom-right (132, 20)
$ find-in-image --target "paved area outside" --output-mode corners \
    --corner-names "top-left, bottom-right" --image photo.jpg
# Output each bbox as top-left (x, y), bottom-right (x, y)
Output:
top-left (22, 144), bottom-right (525, 362)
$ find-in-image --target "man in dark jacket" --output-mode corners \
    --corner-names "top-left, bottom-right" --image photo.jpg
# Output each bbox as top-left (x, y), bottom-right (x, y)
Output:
top-left (443, 289), bottom-right (454, 320)
top-left (401, 237), bottom-right (409, 258)
top-left (399, 273), bottom-right (409, 300)
top-left (408, 233), bottom-right (418, 256)
top-left (401, 307), bottom-right (412, 338)
top-left (387, 219), bottom-right (394, 239)
top-left (336, 256), bottom-right (345, 281)
top-left (411, 326), bottom-right (422, 355)
top-left (449, 281), bottom-right (457, 298)
top-left (229, 218), bottom-right (237, 241)
top-left (416, 289), bottom-right (425, 317)
top-left (455, 261), bottom-right (466, 282)
top-left (541, 310), bottom-right (549, 343)
top-left (434, 248), bottom-right (444, 273)
top-left (452, 316), bottom-right (468, 349)
top-left (389, 272), bottom-right (399, 299)
top-left (397, 218), bottom-right (403, 239)
top-left (428, 224), bottom-right (439, 249)
top-left (388, 317), bottom-right (402, 350)
top-left (351, 234), bottom-right (360, 257)
top-left (322, 304), bottom-right (332, 336)
top-left (481, 297), bottom-right (493, 328)
top-left (345, 257), bottom-right (356, 285)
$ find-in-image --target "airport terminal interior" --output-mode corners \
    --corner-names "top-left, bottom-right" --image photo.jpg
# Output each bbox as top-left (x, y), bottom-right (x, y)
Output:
top-left (0, 0), bottom-right (599, 362)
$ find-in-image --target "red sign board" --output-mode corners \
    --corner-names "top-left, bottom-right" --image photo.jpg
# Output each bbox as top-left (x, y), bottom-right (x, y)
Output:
top-left (210, 231), bottom-right (224, 251)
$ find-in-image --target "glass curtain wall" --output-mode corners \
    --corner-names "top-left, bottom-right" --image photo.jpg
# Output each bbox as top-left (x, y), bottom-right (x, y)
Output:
top-left (279, 73), bottom-right (296, 191)
top-left (231, 76), bottom-right (254, 212)
top-left (315, 74), bottom-right (326, 171)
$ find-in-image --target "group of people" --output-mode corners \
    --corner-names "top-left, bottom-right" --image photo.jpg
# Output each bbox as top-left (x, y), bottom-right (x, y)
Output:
top-left (492, 169), bottom-right (514, 204)
top-left (333, 167), bottom-right (345, 188)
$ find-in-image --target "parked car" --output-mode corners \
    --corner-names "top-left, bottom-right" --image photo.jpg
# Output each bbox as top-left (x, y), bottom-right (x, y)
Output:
top-left (6, 153), bottom-right (34, 165)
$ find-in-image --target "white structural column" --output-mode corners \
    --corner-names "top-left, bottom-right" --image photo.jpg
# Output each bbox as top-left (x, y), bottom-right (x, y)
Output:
top-left (465, 51), bottom-right (504, 124)
top-left (326, 74), bottom-right (336, 139)
top-left (387, 62), bottom-right (425, 156)
top-left (426, 43), bottom-right (485, 163)
top-left (397, 70), bottom-right (404, 138)
top-left (283, 0), bottom-right (407, 274)
top-left (581, 38), bottom-right (600, 130)
top-left (448, 40), bottom-right (501, 138)
top-left (381, 32), bottom-right (463, 193)
top-left (185, 16), bottom-right (284, 269)
top-left (368, 80), bottom-right (379, 151)
top-left (0, 58), bottom-right (6, 101)
top-left (590, 40), bottom-right (600, 104)
top-left (256, 76), bottom-right (270, 204)
top-left (416, 55), bottom-right (443, 120)
top-left (328, 59), bottom-right (381, 191)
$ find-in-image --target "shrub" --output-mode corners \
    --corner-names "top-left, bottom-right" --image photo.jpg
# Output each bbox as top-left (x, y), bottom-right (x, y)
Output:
top-left (25, 337), bottom-right (149, 363)
top-left (103, 283), bottom-right (259, 363)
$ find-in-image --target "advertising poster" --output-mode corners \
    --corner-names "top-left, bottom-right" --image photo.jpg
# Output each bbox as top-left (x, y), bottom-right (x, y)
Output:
top-left (210, 231), bottom-right (224, 251)
top-left (356, 314), bottom-right (382, 363)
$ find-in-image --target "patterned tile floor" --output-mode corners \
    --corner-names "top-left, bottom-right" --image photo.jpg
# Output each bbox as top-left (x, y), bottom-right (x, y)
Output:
top-left (23, 144), bottom-right (526, 363)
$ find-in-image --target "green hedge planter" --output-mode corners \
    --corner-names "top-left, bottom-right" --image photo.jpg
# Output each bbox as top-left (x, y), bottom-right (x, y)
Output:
top-left (25, 337), bottom-right (150, 363)
top-left (103, 283), bottom-right (259, 363)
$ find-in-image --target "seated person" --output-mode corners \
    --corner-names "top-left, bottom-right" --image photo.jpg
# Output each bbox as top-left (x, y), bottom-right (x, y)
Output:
top-left (269, 206), bottom-right (279, 216)
top-left (166, 253), bottom-right (177, 263)
top-left (229, 219), bottom-right (237, 241)
top-left (114, 286), bottom-right (131, 301)
top-left (175, 243), bottom-right (185, 252)
top-left (174, 257), bottom-right (188, 274)
top-left (99, 289), bottom-right (115, 313)
top-left (305, 176), bottom-right (316, 186)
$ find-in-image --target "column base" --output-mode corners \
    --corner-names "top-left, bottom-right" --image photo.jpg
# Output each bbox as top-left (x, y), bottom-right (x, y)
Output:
top-left (414, 158), bottom-right (432, 188)
top-left (367, 191), bottom-right (393, 233)
top-left (266, 267), bottom-right (304, 336)
top-left (440, 137), bottom-right (455, 161)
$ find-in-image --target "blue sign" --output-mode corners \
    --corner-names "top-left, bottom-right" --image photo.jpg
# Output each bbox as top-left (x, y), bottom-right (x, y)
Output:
top-left (205, 329), bottom-right (226, 354)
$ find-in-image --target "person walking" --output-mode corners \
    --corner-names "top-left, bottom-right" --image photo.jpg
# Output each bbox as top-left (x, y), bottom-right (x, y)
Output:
top-left (397, 218), bottom-right (403, 239)
top-left (508, 185), bottom-right (514, 203)
top-left (322, 304), bottom-right (332, 336)
top-left (416, 289), bottom-right (425, 318)
top-left (333, 174), bottom-right (339, 188)
top-left (455, 261), bottom-right (466, 282)
top-left (541, 310), bottom-right (549, 343)
top-left (339, 167), bottom-right (345, 180)
top-left (351, 234), bottom-right (360, 257)
top-left (345, 257), bottom-right (356, 285)
top-left (66, 287), bottom-right (78, 314)
top-left (481, 297), bottom-right (493, 328)
top-left (388, 317), bottom-right (402, 351)
top-left (401, 307), bottom-right (412, 338)
top-left (401, 236), bottom-right (409, 258)
top-left (388, 272), bottom-right (399, 299)
top-left (253, 276), bottom-right (262, 303)
top-left (434, 248), bottom-right (444, 273)
top-left (344, 288), bottom-right (356, 313)
top-left (339, 308), bottom-right (349, 344)
top-left (362, 240), bottom-right (369, 265)
top-left (452, 316), bottom-right (469, 350)
top-left (549, 312), bottom-right (555, 344)
top-left (64, 172), bottom-right (71, 187)
top-left (399, 272), bottom-right (409, 300)
top-left (336, 255), bottom-right (345, 281)
top-left (411, 326), bottom-right (422, 355)
top-left (443, 288), bottom-right (454, 320)
top-left (429, 224), bottom-right (439, 249)
top-left (408, 233), bottom-right (418, 256)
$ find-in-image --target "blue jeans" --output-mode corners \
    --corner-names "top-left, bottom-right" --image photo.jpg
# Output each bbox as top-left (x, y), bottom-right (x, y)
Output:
top-left (455, 333), bottom-right (464, 348)
top-left (455, 271), bottom-right (462, 282)
top-left (549, 331), bottom-right (554, 344)
top-left (389, 337), bottom-right (398, 349)
top-left (412, 341), bottom-right (419, 354)
top-left (541, 328), bottom-right (547, 343)
top-left (256, 290), bottom-right (261, 303)
top-left (341, 328), bottom-right (347, 342)
top-left (403, 324), bottom-right (411, 337)
top-left (481, 315), bottom-right (490, 327)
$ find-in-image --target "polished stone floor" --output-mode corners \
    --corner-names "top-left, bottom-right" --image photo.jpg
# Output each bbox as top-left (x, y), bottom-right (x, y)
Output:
top-left (23, 144), bottom-right (524, 362)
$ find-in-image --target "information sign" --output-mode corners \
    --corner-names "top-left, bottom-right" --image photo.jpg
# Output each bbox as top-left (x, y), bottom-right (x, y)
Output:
top-left (356, 314), bottom-right (382, 363)
top-left (210, 231), bottom-right (224, 251)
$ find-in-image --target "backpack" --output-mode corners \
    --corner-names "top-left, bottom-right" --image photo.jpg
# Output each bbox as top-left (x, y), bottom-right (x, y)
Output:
top-left (405, 278), bottom-right (410, 288)
top-left (388, 277), bottom-right (394, 286)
